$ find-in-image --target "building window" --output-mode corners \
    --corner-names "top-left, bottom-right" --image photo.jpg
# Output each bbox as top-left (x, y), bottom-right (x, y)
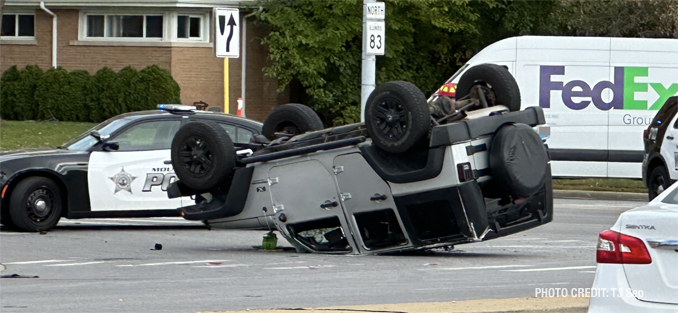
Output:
top-left (1, 14), bottom-right (35, 37)
top-left (85, 14), bottom-right (164, 39)
top-left (78, 11), bottom-right (209, 43)
top-left (177, 15), bottom-right (202, 39)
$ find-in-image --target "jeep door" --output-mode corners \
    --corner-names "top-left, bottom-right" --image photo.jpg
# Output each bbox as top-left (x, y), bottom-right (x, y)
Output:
top-left (268, 159), bottom-right (357, 253)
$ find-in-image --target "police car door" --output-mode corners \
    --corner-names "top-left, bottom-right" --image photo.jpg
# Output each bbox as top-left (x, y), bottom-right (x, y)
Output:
top-left (87, 119), bottom-right (188, 212)
top-left (660, 113), bottom-right (678, 180)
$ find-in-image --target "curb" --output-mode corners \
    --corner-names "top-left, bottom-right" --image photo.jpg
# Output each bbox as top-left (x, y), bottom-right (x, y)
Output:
top-left (208, 297), bottom-right (589, 313)
top-left (553, 189), bottom-right (647, 202)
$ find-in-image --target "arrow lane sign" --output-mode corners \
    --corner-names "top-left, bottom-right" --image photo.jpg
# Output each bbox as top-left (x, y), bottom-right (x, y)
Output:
top-left (226, 14), bottom-right (236, 52)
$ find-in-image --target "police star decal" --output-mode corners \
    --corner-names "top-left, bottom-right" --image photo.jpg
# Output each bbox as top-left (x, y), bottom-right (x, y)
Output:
top-left (109, 167), bottom-right (137, 194)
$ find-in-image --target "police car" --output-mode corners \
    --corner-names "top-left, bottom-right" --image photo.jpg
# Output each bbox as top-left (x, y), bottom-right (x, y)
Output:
top-left (643, 96), bottom-right (678, 200)
top-left (0, 106), bottom-right (262, 232)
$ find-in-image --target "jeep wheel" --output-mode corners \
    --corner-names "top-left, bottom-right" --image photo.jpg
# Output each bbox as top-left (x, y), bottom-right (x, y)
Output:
top-left (455, 64), bottom-right (521, 112)
top-left (262, 104), bottom-right (324, 140)
top-left (365, 81), bottom-right (430, 154)
top-left (171, 121), bottom-right (236, 191)
top-left (648, 166), bottom-right (670, 201)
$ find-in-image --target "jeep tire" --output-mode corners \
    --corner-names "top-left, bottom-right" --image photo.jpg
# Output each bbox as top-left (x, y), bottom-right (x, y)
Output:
top-left (171, 121), bottom-right (236, 191)
top-left (455, 64), bottom-right (521, 112)
top-left (262, 104), bottom-right (324, 140)
top-left (365, 81), bottom-right (430, 154)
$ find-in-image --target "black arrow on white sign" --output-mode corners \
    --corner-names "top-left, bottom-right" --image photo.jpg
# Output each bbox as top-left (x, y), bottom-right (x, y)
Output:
top-left (226, 13), bottom-right (237, 52)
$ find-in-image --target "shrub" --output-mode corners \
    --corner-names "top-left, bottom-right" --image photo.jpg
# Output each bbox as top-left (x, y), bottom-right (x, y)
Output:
top-left (0, 65), bottom-right (44, 120)
top-left (84, 67), bottom-right (123, 122)
top-left (0, 65), bottom-right (182, 122)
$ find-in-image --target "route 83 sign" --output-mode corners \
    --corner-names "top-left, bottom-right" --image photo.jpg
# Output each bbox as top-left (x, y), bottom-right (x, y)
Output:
top-left (365, 21), bottom-right (385, 55)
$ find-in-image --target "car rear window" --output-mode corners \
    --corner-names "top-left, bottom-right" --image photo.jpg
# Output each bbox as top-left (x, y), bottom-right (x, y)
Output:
top-left (651, 96), bottom-right (677, 128)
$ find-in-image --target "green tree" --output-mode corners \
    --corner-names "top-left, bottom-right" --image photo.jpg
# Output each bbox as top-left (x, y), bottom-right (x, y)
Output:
top-left (256, 0), bottom-right (487, 125)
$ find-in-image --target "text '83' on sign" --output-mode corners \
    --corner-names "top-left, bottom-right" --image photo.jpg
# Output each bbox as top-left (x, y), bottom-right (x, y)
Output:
top-left (366, 21), bottom-right (385, 55)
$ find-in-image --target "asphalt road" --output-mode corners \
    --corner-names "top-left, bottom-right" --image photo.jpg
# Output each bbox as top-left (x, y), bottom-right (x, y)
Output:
top-left (0, 198), bottom-right (645, 313)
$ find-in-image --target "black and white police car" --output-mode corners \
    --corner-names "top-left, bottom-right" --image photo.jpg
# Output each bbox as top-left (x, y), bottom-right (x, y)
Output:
top-left (643, 96), bottom-right (678, 200)
top-left (0, 105), bottom-right (262, 232)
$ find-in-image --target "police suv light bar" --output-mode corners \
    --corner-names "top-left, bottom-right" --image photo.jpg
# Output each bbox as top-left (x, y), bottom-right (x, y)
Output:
top-left (157, 104), bottom-right (197, 111)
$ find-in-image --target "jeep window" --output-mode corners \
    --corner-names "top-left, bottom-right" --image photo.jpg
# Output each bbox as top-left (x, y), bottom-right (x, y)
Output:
top-left (114, 120), bottom-right (181, 151)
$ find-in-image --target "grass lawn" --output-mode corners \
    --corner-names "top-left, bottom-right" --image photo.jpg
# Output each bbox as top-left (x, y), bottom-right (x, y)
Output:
top-left (0, 120), bottom-right (97, 151)
top-left (0, 120), bottom-right (648, 193)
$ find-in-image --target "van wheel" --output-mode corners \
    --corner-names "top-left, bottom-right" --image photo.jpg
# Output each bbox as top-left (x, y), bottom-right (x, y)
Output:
top-left (648, 166), bottom-right (670, 200)
top-left (455, 64), bottom-right (521, 112)
top-left (171, 121), bottom-right (236, 192)
top-left (9, 177), bottom-right (63, 232)
top-left (262, 104), bottom-right (324, 140)
top-left (365, 81), bottom-right (430, 154)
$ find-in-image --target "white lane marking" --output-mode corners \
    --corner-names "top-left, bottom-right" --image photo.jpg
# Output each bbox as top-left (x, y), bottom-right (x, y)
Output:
top-left (415, 282), bottom-right (570, 291)
top-left (92, 218), bottom-right (200, 225)
top-left (420, 265), bottom-right (530, 271)
top-left (579, 271), bottom-right (597, 273)
top-left (192, 264), bottom-right (248, 268)
top-left (0, 232), bottom-right (29, 236)
top-left (116, 260), bottom-right (229, 267)
top-left (4, 260), bottom-right (70, 265)
top-left (58, 221), bottom-right (140, 226)
top-left (264, 265), bottom-right (335, 270)
top-left (264, 261), bottom-right (306, 265)
top-left (474, 245), bottom-right (591, 249)
top-left (502, 266), bottom-right (596, 272)
top-left (45, 261), bottom-right (105, 267)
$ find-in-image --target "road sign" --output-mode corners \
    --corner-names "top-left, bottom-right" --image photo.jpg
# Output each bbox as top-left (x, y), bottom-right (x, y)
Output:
top-left (365, 2), bottom-right (385, 20)
top-left (214, 8), bottom-right (239, 58)
top-left (365, 21), bottom-right (385, 55)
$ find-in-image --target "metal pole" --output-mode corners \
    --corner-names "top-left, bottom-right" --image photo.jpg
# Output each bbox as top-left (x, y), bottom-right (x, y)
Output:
top-left (360, 0), bottom-right (376, 123)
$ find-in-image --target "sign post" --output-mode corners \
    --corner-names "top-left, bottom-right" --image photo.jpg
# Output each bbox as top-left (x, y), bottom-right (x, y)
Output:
top-left (214, 8), bottom-right (240, 113)
top-left (360, 1), bottom-right (385, 122)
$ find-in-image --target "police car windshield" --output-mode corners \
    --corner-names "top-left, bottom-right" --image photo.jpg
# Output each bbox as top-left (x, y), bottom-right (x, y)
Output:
top-left (62, 119), bottom-right (130, 151)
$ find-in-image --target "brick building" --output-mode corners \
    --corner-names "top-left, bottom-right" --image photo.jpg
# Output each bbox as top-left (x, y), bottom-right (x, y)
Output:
top-left (0, 0), bottom-right (285, 122)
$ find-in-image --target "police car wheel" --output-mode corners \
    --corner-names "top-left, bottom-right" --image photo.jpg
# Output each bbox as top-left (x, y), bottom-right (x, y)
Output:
top-left (171, 121), bottom-right (236, 192)
top-left (455, 63), bottom-right (521, 112)
top-left (365, 81), bottom-right (430, 154)
top-left (9, 177), bottom-right (63, 232)
top-left (262, 104), bottom-right (324, 140)
top-left (648, 166), bottom-right (670, 200)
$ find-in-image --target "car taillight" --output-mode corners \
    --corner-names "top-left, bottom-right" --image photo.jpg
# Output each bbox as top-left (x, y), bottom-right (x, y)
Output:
top-left (457, 162), bottom-right (473, 182)
top-left (643, 129), bottom-right (649, 139)
top-left (597, 230), bottom-right (652, 264)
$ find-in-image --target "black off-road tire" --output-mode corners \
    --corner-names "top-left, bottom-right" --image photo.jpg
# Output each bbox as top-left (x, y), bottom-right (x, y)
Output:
top-left (171, 121), bottom-right (236, 192)
top-left (648, 166), bottom-right (671, 201)
top-left (455, 64), bottom-right (521, 112)
top-left (262, 104), bottom-right (324, 140)
top-left (9, 177), bottom-right (63, 232)
top-left (489, 123), bottom-right (548, 198)
top-left (365, 81), bottom-right (430, 154)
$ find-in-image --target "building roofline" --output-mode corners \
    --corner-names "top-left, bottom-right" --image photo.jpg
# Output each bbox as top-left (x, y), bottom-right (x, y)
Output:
top-left (4, 0), bottom-right (256, 8)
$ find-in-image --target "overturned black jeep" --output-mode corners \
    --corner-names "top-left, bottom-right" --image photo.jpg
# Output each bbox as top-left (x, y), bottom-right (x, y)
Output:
top-left (168, 64), bottom-right (553, 254)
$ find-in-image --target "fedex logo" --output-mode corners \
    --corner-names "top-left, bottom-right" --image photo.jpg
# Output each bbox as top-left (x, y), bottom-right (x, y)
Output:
top-left (539, 66), bottom-right (678, 110)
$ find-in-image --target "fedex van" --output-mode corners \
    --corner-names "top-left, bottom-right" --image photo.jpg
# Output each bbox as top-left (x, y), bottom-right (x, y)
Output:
top-left (435, 36), bottom-right (678, 178)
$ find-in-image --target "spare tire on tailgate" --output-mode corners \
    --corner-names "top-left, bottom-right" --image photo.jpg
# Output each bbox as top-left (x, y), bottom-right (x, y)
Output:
top-left (171, 121), bottom-right (236, 191)
top-left (489, 123), bottom-right (548, 198)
